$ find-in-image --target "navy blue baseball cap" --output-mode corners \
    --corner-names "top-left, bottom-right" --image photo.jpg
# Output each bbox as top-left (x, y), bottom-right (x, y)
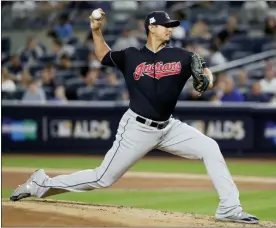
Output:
top-left (144, 11), bottom-right (180, 34)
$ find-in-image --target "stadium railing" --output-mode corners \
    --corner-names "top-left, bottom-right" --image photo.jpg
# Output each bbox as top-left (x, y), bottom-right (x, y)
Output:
top-left (210, 49), bottom-right (276, 73)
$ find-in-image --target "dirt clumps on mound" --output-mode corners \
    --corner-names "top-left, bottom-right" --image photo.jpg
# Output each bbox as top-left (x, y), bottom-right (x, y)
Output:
top-left (3, 205), bottom-right (121, 226)
top-left (2, 199), bottom-right (276, 227)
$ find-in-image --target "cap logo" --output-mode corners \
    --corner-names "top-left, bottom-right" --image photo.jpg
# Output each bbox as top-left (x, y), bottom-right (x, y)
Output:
top-left (149, 17), bottom-right (156, 24)
top-left (165, 13), bottom-right (170, 19)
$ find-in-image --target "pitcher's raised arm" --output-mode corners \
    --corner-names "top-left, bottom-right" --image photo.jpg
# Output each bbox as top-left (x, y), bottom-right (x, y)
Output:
top-left (89, 8), bottom-right (111, 62)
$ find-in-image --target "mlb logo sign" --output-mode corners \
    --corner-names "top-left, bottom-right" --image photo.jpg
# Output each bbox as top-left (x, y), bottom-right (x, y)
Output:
top-left (2, 117), bottom-right (37, 141)
top-left (50, 120), bottom-right (72, 138)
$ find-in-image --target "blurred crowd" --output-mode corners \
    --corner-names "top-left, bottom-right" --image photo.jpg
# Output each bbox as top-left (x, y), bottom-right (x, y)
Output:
top-left (1, 1), bottom-right (276, 103)
top-left (180, 59), bottom-right (276, 103)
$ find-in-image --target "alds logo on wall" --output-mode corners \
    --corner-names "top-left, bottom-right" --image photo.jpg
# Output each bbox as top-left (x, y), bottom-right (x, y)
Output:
top-left (133, 61), bottom-right (181, 80)
top-left (50, 119), bottom-right (111, 140)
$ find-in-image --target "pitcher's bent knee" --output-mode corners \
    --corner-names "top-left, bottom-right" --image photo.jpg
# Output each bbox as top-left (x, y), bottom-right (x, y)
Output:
top-left (94, 164), bottom-right (123, 188)
top-left (97, 178), bottom-right (114, 188)
top-left (94, 170), bottom-right (116, 188)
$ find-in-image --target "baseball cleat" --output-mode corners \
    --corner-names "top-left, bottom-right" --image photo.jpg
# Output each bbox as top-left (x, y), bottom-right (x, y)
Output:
top-left (216, 211), bottom-right (259, 224)
top-left (10, 169), bottom-right (45, 201)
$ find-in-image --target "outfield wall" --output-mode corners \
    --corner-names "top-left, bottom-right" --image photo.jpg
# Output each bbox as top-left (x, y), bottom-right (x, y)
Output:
top-left (2, 101), bottom-right (276, 157)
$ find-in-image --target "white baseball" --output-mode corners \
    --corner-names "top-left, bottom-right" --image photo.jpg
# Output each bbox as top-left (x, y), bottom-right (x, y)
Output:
top-left (92, 9), bottom-right (102, 20)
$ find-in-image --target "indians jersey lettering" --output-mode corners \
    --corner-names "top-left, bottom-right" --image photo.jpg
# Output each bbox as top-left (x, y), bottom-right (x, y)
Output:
top-left (133, 61), bottom-right (182, 80)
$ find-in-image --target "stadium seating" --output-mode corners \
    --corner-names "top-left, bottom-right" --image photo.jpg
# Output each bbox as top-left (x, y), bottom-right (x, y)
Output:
top-left (1, 1), bottom-right (276, 102)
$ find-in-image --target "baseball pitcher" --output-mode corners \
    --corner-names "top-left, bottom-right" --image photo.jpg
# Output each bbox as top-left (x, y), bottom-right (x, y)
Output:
top-left (11, 9), bottom-right (258, 224)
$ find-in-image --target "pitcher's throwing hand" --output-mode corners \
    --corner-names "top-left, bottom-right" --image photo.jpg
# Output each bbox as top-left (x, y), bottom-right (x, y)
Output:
top-left (89, 8), bottom-right (105, 31)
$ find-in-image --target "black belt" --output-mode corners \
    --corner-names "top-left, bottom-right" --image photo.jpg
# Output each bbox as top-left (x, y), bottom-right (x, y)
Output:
top-left (136, 116), bottom-right (169, 129)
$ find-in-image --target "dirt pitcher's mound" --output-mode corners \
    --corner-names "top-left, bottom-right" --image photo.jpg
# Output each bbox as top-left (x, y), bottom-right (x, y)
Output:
top-left (2, 199), bottom-right (276, 227)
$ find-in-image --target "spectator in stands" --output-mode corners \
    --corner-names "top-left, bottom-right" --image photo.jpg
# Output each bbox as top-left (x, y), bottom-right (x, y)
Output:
top-left (11, 1), bottom-right (36, 19)
top-left (22, 80), bottom-right (46, 102)
top-left (19, 70), bottom-right (32, 90)
top-left (51, 85), bottom-right (68, 103)
top-left (122, 90), bottom-right (130, 101)
top-left (166, 1), bottom-right (185, 10)
top-left (75, 67), bottom-right (100, 100)
top-left (208, 43), bottom-right (227, 66)
top-left (19, 36), bottom-right (46, 63)
top-left (243, 1), bottom-right (268, 23)
top-left (184, 42), bottom-right (209, 59)
top-left (105, 70), bottom-right (125, 91)
top-left (112, 1), bottom-right (138, 10)
top-left (190, 19), bottom-right (211, 40)
top-left (82, 68), bottom-right (100, 88)
top-left (264, 16), bottom-right (276, 37)
top-left (216, 15), bottom-right (244, 46)
top-left (97, 70), bottom-right (125, 100)
top-left (132, 18), bottom-right (147, 43)
top-left (260, 65), bottom-right (276, 94)
top-left (216, 71), bottom-right (228, 81)
top-left (46, 64), bottom-right (57, 81)
top-left (53, 14), bottom-right (73, 40)
top-left (90, 1), bottom-right (111, 11)
top-left (245, 82), bottom-right (270, 102)
top-left (1, 67), bottom-right (16, 92)
top-left (38, 66), bottom-right (56, 98)
top-left (139, 1), bottom-right (166, 9)
top-left (212, 74), bottom-right (244, 102)
top-left (196, 1), bottom-right (214, 9)
top-left (194, 43), bottom-right (210, 58)
top-left (52, 38), bottom-right (62, 55)
top-left (183, 42), bottom-right (195, 52)
top-left (36, 1), bottom-right (66, 11)
top-left (221, 75), bottom-right (244, 102)
top-left (172, 25), bottom-right (186, 40)
top-left (57, 54), bottom-right (73, 70)
top-left (88, 52), bottom-right (101, 69)
top-left (51, 38), bottom-right (75, 58)
top-left (112, 27), bottom-right (140, 51)
top-left (236, 69), bottom-right (251, 95)
top-left (66, 1), bottom-right (93, 10)
top-left (174, 10), bottom-right (191, 35)
top-left (168, 11), bottom-right (189, 40)
top-left (7, 55), bottom-right (24, 80)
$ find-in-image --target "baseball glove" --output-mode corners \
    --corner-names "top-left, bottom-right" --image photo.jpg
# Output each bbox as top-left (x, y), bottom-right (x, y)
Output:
top-left (190, 53), bottom-right (210, 94)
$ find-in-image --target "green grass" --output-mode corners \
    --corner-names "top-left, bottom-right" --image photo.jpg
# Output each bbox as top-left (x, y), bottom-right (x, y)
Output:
top-left (2, 189), bottom-right (276, 221)
top-left (2, 157), bottom-right (276, 177)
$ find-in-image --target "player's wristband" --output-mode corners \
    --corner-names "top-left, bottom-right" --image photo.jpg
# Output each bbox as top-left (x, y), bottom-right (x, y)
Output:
top-left (202, 62), bottom-right (207, 69)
